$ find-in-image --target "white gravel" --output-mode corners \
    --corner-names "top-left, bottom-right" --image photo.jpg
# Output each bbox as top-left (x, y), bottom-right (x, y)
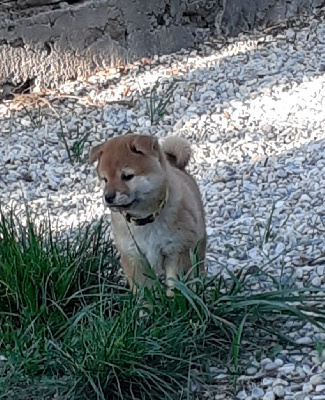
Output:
top-left (1, 6), bottom-right (325, 400)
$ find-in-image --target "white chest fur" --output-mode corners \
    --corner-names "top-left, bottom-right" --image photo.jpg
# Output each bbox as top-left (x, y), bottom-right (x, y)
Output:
top-left (112, 215), bottom-right (180, 273)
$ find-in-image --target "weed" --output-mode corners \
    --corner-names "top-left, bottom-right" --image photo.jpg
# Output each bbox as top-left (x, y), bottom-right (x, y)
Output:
top-left (143, 79), bottom-right (178, 124)
top-left (57, 120), bottom-right (92, 163)
top-left (255, 202), bottom-right (276, 248)
top-left (22, 104), bottom-right (46, 128)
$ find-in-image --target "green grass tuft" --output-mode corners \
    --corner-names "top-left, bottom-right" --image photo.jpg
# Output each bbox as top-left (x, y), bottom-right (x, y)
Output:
top-left (0, 208), bottom-right (325, 399)
top-left (143, 79), bottom-right (178, 125)
top-left (57, 120), bottom-right (92, 163)
top-left (22, 104), bottom-right (46, 128)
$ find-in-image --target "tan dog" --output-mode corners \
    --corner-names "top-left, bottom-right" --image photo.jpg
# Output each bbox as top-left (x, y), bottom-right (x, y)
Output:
top-left (89, 134), bottom-right (206, 295)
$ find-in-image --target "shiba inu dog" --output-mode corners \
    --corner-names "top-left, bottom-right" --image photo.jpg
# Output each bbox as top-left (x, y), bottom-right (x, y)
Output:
top-left (89, 134), bottom-right (206, 295)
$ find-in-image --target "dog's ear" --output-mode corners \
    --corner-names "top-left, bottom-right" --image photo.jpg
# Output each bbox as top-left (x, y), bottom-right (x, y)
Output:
top-left (89, 143), bottom-right (104, 164)
top-left (129, 136), bottom-right (159, 157)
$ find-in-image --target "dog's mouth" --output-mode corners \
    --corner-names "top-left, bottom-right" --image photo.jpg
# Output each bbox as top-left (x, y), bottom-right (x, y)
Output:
top-left (107, 199), bottom-right (136, 209)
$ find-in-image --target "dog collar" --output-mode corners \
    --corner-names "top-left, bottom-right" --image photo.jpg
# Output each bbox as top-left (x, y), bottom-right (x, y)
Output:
top-left (125, 187), bottom-right (169, 226)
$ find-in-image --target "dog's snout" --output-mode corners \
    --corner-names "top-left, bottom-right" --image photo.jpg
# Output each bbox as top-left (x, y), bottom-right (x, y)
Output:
top-left (105, 192), bottom-right (116, 204)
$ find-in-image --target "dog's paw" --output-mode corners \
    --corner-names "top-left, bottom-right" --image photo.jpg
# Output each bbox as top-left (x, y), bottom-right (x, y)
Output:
top-left (139, 301), bottom-right (152, 318)
top-left (139, 309), bottom-right (149, 318)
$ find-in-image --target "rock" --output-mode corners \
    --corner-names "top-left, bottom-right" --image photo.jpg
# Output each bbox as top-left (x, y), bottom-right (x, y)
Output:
top-left (311, 375), bottom-right (323, 386)
top-left (252, 387), bottom-right (265, 399)
top-left (286, 29), bottom-right (296, 41)
top-left (294, 393), bottom-right (306, 400)
top-left (316, 385), bottom-right (325, 393)
top-left (247, 367), bottom-right (259, 375)
top-left (237, 390), bottom-right (247, 399)
top-left (262, 125), bottom-right (273, 133)
top-left (273, 386), bottom-right (285, 397)
top-left (311, 277), bottom-right (322, 287)
top-left (278, 364), bottom-right (295, 374)
top-left (263, 392), bottom-right (275, 400)
top-left (296, 337), bottom-right (313, 345)
top-left (263, 378), bottom-right (275, 387)
top-left (315, 333), bottom-right (325, 342)
top-left (265, 362), bottom-right (280, 372)
top-left (300, 194), bottom-right (311, 202)
top-left (303, 382), bottom-right (313, 393)
top-left (272, 379), bottom-right (289, 387)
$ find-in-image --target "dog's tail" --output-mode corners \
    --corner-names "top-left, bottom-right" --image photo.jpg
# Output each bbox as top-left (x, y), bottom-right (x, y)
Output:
top-left (160, 136), bottom-right (192, 170)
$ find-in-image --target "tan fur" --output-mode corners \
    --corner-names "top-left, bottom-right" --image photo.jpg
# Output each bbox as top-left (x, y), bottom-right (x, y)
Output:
top-left (160, 136), bottom-right (192, 169)
top-left (89, 134), bottom-right (206, 294)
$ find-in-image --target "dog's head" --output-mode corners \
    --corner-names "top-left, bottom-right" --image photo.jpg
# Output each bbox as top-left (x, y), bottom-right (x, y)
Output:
top-left (89, 135), bottom-right (167, 215)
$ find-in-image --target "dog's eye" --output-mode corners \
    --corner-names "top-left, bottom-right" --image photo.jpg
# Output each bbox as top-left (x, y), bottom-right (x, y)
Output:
top-left (130, 144), bottom-right (143, 155)
top-left (102, 177), bottom-right (108, 183)
top-left (121, 173), bottom-right (134, 181)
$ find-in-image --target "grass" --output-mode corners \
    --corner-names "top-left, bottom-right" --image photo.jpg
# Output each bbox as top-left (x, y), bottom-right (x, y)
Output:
top-left (57, 120), bottom-right (92, 163)
top-left (0, 208), bottom-right (325, 399)
top-left (20, 103), bottom-right (91, 164)
top-left (22, 104), bottom-right (46, 129)
top-left (143, 79), bottom-right (178, 124)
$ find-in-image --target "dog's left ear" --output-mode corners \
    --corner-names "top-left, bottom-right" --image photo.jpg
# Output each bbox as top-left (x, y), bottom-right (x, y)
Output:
top-left (89, 143), bottom-right (104, 164)
top-left (130, 136), bottom-right (159, 157)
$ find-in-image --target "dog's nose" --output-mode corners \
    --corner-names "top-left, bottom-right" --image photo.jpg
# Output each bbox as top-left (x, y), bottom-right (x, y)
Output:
top-left (104, 192), bottom-right (116, 204)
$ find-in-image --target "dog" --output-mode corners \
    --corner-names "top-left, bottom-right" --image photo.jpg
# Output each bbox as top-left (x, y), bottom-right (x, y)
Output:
top-left (89, 134), bottom-right (206, 296)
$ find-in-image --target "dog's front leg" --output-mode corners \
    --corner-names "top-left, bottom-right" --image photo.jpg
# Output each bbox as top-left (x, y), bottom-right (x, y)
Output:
top-left (120, 253), bottom-right (154, 294)
top-left (164, 251), bottom-right (191, 297)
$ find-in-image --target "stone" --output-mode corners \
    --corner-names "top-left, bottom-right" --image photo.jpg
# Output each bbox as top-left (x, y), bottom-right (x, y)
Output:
top-left (252, 387), bottom-right (265, 399)
top-left (263, 392), bottom-right (275, 400)
top-left (263, 378), bottom-right (275, 387)
top-left (237, 390), bottom-right (247, 399)
top-left (303, 382), bottom-right (313, 393)
top-left (311, 277), bottom-right (322, 287)
top-left (273, 379), bottom-right (289, 387)
top-left (293, 393), bottom-right (305, 400)
top-left (300, 194), bottom-right (311, 202)
top-left (274, 358), bottom-right (284, 367)
top-left (296, 337), bottom-right (313, 345)
top-left (210, 134), bottom-right (219, 142)
top-left (311, 375), bottom-right (324, 386)
top-left (265, 362), bottom-right (280, 372)
top-left (273, 386), bottom-right (285, 397)
top-left (286, 29), bottom-right (296, 41)
top-left (316, 385), bottom-right (325, 393)
top-left (247, 366), bottom-right (259, 375)
top-left (278, 364), bottom-right (295, 374)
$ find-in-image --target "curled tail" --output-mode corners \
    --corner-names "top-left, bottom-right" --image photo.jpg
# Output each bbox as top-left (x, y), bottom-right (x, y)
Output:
top-left (160, 136), bottom-right (192, 170)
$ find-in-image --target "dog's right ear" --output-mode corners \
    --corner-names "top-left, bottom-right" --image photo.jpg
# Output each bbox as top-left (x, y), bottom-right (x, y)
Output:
top-left (130, 136), bottom-right (159, 157)
top-left (89, 144), bottom-right (103, 164)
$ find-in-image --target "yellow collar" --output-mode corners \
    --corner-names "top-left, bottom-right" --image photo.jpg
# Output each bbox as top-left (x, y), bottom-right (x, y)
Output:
top-left (125, 187), bottom-right (169, 226)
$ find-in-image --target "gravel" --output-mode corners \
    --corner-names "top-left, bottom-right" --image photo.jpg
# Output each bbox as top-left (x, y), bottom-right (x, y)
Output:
top-left (1, 6), bottom-right (325, 400)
